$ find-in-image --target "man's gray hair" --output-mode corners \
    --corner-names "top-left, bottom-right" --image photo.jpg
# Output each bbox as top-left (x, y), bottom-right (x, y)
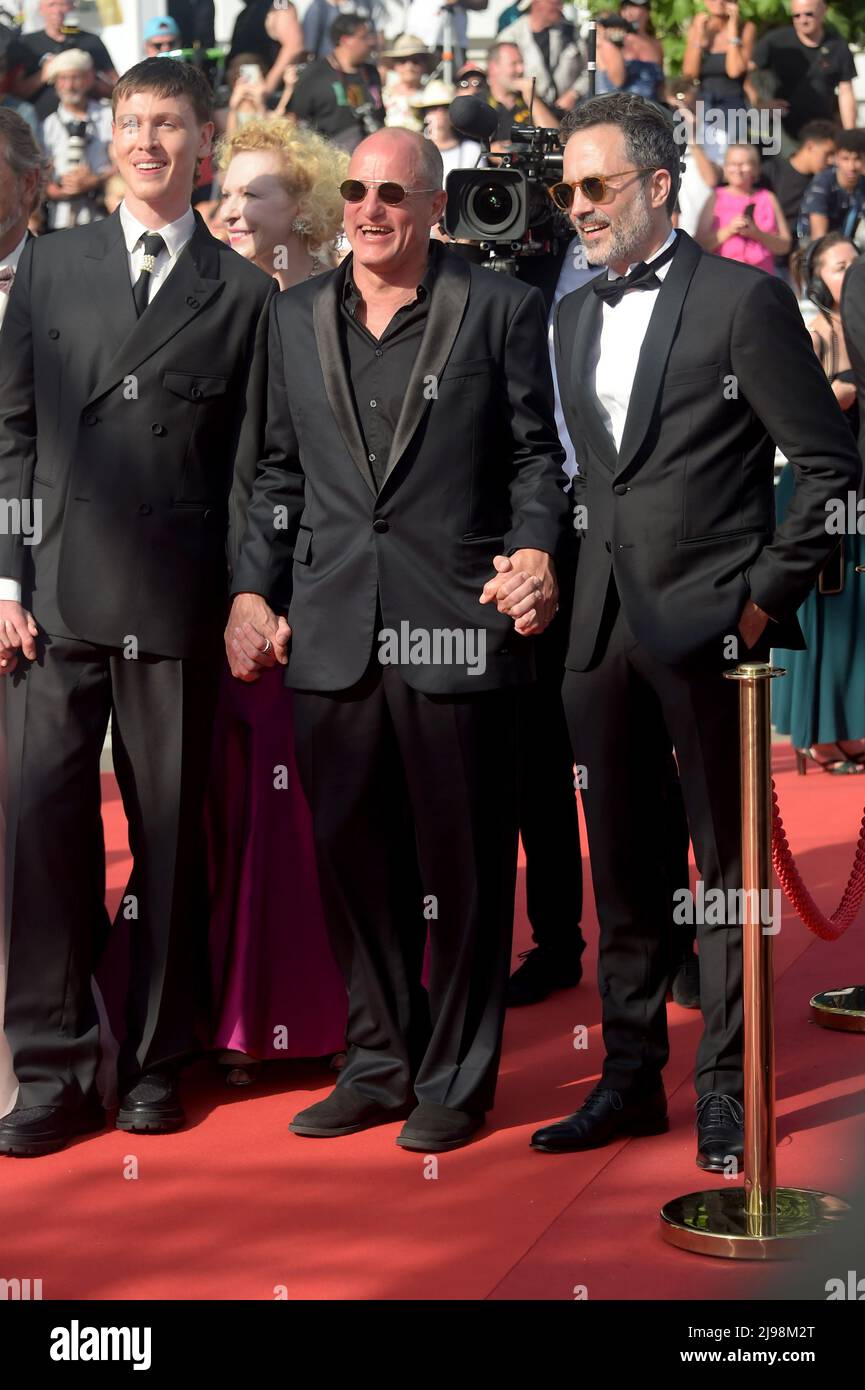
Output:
top-left (0, 108), bottom-right (50, 213)
top-left (561, 92), bottom-right (682, 215)
top-left (416, 134), bottom-right (444, 191)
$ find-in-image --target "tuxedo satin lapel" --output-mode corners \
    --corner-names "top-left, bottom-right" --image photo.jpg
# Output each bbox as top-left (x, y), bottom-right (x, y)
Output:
top-left (312, 263), bottom-right (377, 497)
top-left (615, 232), bottom-right (702, 479)
top-left (381, 250), bottom-right (470, 488)
top-left (84, 211), bottom-right (223, 407)
top-left (568, 287), bottom-right (617, 473)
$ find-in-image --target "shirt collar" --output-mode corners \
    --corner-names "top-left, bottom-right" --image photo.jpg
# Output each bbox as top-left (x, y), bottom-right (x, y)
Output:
top-left (1, 231), bottom-right (29, 275)
top-left (608, 227), bottom-right (678, 282)
top-left (118, 201), bottom-right (196, 260)
top-left (342, 240), bottom-right (439, 314)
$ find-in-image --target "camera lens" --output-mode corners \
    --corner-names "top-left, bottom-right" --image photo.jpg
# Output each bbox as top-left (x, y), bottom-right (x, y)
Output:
top-left (467, 182), bottom-right (518, 234)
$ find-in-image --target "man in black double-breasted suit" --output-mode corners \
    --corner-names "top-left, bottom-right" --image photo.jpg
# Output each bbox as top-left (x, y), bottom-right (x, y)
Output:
top-left (0, 58), bottom-right (274, 1155)
top-left (227, 127), bottom-right (570, 1153)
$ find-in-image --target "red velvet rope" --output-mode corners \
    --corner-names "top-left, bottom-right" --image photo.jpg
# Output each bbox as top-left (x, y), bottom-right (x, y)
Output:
top-left (771, 783), bottom-right (865, 941)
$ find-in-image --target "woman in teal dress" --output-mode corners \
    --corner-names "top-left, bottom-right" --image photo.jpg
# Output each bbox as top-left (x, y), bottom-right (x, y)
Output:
top-left (773, 233), bottom-right (865, 773)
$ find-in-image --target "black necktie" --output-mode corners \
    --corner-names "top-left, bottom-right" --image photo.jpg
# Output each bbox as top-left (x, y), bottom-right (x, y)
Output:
top-left (132, 233), bottom-right (166, 317)
top-left (592, 237), bottom-right (678, 308)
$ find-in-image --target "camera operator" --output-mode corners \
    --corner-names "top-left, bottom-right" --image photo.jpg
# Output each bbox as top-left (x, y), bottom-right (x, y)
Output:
top-left (288, 13), bottom-right (384, 154)
top-left (486, 42), bottom-right (559, 143)
top-left (41, 49), bottom-right (113, 230)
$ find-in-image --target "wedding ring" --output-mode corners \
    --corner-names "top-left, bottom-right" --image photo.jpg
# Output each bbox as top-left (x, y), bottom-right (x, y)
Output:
top-left (262, 638), bottom-right (272, 655)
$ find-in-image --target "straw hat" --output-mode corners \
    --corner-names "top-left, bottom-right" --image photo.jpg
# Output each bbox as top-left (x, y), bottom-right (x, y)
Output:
top-left (411, 79), bottom-right (456, 110)
top-left (380, 34), bottom-right (433, 62)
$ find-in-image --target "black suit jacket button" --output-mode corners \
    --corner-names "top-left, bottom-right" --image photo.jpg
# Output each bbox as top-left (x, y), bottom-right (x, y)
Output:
top-left (186, 296), bottom-right (199, 308)
top-left (151, 422), bottom-right (166, 436)
top-left (48, 329), bottom-right (60, 339)
top-left (373, 519), bottom-right (389, 534)
top-left (190, 385), bottom-right (202, 399)
top-left (613, 483), bottom-right (628, 495)
top-left (138, 503), bottom-right (151, 516)
top-left (604, 540), bottom-right (612, 553)
top-left (84, 412), bottom-right (98, 425)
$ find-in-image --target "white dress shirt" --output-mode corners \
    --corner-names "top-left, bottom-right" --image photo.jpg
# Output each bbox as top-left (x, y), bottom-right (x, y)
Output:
top-left (592, 228), bottom-right (678, 453)
top-left (118, 201), bottom-right (196, 308)
top-left (547, 235), bottom-right (603, 481)
top-left (0, 204), bottom-right (196, 604)
top-left (0, 231), bottom-right (29, 333)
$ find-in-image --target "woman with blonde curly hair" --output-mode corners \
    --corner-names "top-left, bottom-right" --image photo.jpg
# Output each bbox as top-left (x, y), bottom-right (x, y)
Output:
top-left (218, 117), bottom-right (347, 289)
top-left (207, 117), bottom-right (349, 1087)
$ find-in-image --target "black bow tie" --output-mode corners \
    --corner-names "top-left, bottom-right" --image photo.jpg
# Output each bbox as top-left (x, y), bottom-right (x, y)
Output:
top-left (592, 238), bottom-right (678, 307)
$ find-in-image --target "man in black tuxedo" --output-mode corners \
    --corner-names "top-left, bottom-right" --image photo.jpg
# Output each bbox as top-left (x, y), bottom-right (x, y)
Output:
top-left (531, 93), bottom-right (860, 1169)
top-left (226, 126), bottom-right (570, 1152)
top-left (0, 58), bottom-right (275, 1156)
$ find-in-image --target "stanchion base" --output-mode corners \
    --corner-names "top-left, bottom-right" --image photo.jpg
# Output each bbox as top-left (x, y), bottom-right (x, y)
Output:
top-left (810, 987), bottom-right (865, 1033)
top-left (659, 1187), bottom-right (850, 1260)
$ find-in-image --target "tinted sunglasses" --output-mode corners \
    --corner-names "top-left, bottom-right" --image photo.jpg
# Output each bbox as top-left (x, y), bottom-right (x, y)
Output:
top-left (340, 179), bottom-right (438, 205)
top-left (457, 75), bottom-right (486, 88)
top-left (549, 167), bottom-right (658, 209)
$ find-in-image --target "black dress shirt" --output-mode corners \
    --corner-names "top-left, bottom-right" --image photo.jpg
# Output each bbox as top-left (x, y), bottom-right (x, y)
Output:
top-left (339, 246), bottom-right (438, 490)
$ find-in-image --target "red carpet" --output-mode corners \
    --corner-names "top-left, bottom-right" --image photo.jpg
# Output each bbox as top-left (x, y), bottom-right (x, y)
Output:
top-left (2, 745), bottom-right (864, 1300)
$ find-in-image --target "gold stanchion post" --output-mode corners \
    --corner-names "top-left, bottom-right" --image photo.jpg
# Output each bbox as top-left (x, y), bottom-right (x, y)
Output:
top-left (659, 662), bottom-right (850, 1257)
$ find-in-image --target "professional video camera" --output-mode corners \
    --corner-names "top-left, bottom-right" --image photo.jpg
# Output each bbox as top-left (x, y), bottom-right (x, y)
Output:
top-left (444, 95), bottom-right (573, 274)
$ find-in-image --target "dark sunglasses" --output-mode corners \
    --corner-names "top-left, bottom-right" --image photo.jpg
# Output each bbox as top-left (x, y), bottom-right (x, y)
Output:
top-left (340, 179), bottom-right (438, 205)
top-left (549, 167), bottom-right (658, 210)
top-left (148, 38), bottom-right (177, 50)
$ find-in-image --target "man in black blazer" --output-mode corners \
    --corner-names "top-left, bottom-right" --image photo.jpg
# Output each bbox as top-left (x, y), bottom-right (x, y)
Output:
top-left (530, 93), bottom-right (860, 1169)
top-left (0, 58), bottom-right (275, 1155)
top-left (226, 126), bottom-right (570, 1153)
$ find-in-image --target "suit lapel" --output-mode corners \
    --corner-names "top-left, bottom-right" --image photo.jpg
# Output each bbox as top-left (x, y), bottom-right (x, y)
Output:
top-left (615, 231), bottom-right (702, 478)
top-left (83, 210), bottom-right (224, 408)
top-left (382, 248), bottom-right (470, 487)
top-left (312, 261), bottom-right (377, 497)
top-left (567, 286), bottom-right (618, 473)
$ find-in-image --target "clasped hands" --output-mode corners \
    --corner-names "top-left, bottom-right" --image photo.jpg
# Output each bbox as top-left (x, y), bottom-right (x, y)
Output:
top-left (479, 549), bottom-right (558, 636)
top-left (225, 593), bottom-right (291, 683)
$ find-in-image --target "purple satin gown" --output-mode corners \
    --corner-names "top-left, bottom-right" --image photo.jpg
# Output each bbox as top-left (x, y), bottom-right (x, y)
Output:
top-left (207, 664), bottom-right (347, 1059)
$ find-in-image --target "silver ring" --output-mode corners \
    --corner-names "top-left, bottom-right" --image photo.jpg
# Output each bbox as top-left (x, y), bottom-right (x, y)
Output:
top-left (262, 637), bottom-right (272, 655)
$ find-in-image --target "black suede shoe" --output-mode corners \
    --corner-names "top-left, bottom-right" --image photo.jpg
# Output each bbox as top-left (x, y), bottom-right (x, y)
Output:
top-left (290, 1085), bottom-right (412, 1137)
top-left (531, 1084), bottom-right (668, 1153)
top-left (671, 952), bottom-right (700, 1009)
top-left (507, 942), bottom-right (585, 1007)
top-left (116, 1071), bottom-right (185, 1133)
top-left (696, 1093), bottom-right (744, 1172)
top-left (0, 1100), bottom-right (106, 1157)
top-left (395, 1102), bottom-right (484, 1152)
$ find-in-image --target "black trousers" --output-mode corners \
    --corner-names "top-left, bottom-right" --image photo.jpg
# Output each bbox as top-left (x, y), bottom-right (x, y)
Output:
top-left (517, 602), bottom-right (584, 952)
top-left (562, 584), bottom-right (763, 1100)
top-left (3, 631), bottom-right (220, 1108)
top-left (292, 661), bottom-right (519, 1116)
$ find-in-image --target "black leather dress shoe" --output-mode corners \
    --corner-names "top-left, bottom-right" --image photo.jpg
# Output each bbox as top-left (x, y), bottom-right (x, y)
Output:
top-left (116, 1072), bottom-right (185, 1133)
top-left (395, 1102), bottom-right (484, 1152)
top-left (507, 942), bottom-right (585, 1007)
top-left (671, 951), bottom-right (700, 1009)
top-left (696, 1093), bottom-right (744, 1172)
top-left (0, 1100), bottom-right (106, 1157)
top-left (290, 1084), bottom-right (412, 1137)
top-left (531, 1084), bottom-right (668, 1153)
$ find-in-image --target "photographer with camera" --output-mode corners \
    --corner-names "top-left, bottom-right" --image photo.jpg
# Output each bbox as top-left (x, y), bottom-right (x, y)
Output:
top-left (288, 13), bottom-right (383, 154)
top-left (596, 2), bottom-right (664, 101)
top-left (41, 49), bottom-right (113, 230)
